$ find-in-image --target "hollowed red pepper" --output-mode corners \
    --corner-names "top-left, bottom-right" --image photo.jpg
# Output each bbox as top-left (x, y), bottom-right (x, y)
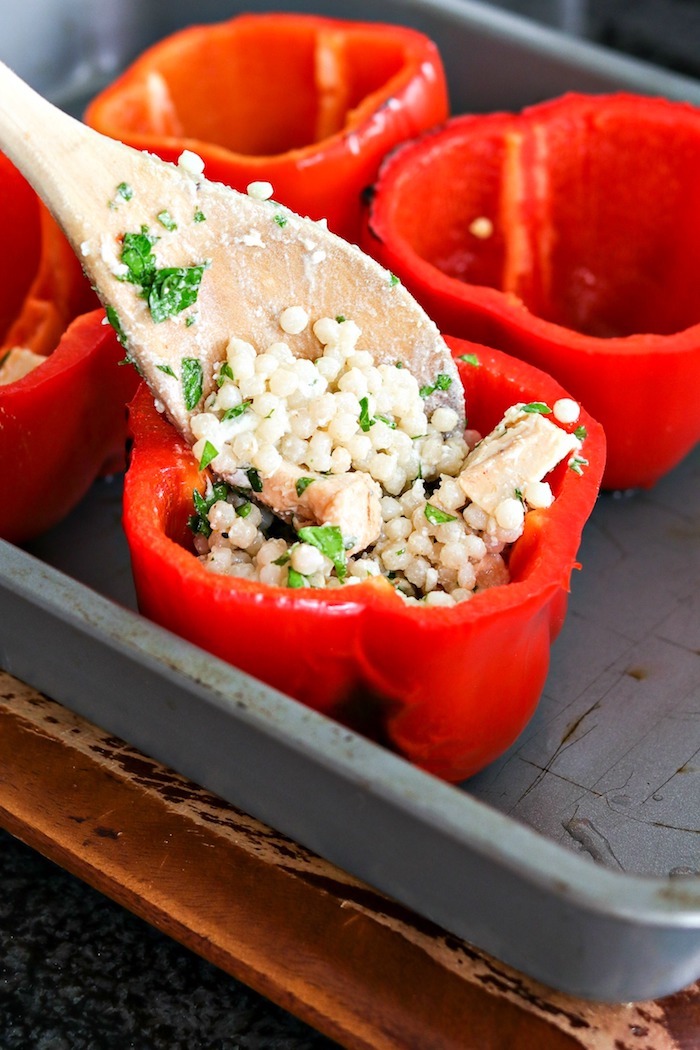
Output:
top-left (0, 152), bottom-right (138, 543)
top-left (83, 12), bottom-right (449, 242)
top-left (0, 308), bottom-right (140, 544)
top-left (359, 93), bottom-right (700, 491)
top-left (122, 339), bottom-right (605, 783)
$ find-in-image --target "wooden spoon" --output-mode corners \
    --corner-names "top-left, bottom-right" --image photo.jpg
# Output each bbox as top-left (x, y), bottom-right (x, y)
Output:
top-left (0, 61), bottom-right (463, 548)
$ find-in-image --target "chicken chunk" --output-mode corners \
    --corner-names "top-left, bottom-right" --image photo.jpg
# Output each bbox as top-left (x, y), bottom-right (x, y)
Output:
top-left (458, 407), bottom-right (581, 514)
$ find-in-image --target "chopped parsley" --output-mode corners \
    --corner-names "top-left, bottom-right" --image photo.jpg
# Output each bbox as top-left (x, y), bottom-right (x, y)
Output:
top-left (221, 401), bottom-right (250, 421)
top-left (120, 227), bottom-right (158, 286)
top-left (246, 467), bottom-right (263, 492)
top-left (522, 402), bottom-right (552, 415)
top-left (188, 479), bottom-right (229, 536)
top-left (375, 414), bottom-right (397, 429)
top-left (424, 502), bottom-right (457, 525)
top-left (157, 210), bottom-right (178, 231)
top-left (388, 273), bottom-right (400, 287)
top-left (568, 455), bottom-right (589, 475)
top-left (110, 182), bottom-right (133, 207)
top-left (148, 263), bottom-right (209, 323)
top-left (273, 214), bottom-right (288, 228)
top-left (235, 501), bottom-right (252, 518)
top-left (420, 373), bottom-right (453, 398)
top-left (105, 304), bottom-right (128, 347)
top-left (458, 352), bottom-right (480, 366)
top-left (574, 425), bottom-right (588, 441)
top-left (198, 440), bottom-right (218, 470)
top-left (181, 357), bottom-right (204, 411)
top-left (194, 209), bottom-right (206, 223)
top-left (217, 362), bottom-right (234, 386)
top-left (156, 363), bottom-right (176, 378)
top-left (297, 524), bottom-right (347, 582)
top-left (358, 396), bottom-right (375, 433)
top-left (287, 567), bottom-right (309, 588)
top-left (335, 315), bottom-right (346, 324)
top-left (295, 477), bottom-right (315, 497)
top-left (118, 225), bottom-right (208, 324)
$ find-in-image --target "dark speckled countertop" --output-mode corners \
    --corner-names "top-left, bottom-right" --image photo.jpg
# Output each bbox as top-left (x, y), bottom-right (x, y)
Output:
top-left (2, 3), bottom-right (698, 1047)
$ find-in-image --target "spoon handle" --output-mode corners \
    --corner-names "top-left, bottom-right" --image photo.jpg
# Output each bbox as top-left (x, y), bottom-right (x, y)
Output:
top-left (0, 61), bottom-right (133, 249)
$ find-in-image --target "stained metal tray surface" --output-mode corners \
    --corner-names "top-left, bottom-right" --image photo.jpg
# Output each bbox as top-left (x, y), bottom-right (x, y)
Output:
top-left (1, 0), bottom-right (699, 1005)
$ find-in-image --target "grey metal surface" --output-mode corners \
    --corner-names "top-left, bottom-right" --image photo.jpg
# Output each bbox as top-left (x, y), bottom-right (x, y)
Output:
top-left (1, 0), bottom-right (699, 1004)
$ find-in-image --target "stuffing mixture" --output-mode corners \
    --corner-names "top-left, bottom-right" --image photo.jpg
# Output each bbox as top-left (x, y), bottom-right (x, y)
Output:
top-left (189, 305), bottom-right (586, 605)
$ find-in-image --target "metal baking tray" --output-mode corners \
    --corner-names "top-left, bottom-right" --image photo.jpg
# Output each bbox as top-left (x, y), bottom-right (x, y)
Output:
top-left (1, 0), bottom-right (699, 1004)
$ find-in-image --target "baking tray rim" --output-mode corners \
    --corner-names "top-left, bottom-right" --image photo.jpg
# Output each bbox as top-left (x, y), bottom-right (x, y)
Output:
top-left (3, 535), bottom-right (699, 931)
top-left (2, 0), bottom-right (700, 1004)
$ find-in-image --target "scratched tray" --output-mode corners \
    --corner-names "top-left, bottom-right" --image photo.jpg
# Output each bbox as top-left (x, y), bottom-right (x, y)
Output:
top-left (1, 0), bottom-right (699, 1004)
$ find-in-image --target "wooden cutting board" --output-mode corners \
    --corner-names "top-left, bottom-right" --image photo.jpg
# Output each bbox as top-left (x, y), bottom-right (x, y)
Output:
top-left (0, 668), bottom-right (698, 1050)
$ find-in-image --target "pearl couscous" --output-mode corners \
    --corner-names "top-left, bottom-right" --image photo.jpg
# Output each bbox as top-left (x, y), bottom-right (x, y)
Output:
top-left (189, 308), bottom-right (586, 606)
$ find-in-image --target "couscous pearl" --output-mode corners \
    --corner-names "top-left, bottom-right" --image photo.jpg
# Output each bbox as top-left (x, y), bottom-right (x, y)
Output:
top-left (495, 497), bottom-right (525, 531)
top-left (313, 317), bottom-right (339, 344)
top-left (291, 544), bottom-right (326, 576)
top-left (209, 502), bottom-right (235, 532)
top-left (269, 369), bottom-right (299, 397)
top-left (523, 480), bottom-right (554, 509)
top-left (553, 398), bottom-right (580, 424)
top-left (177, 149), bottom-right (205, 177)
top-left (252, 445), bottom-right (283, 476)
top-left (246, 180), bottom-right (274, 200)
top-left (430, 407), bottom-right (459, 433)
top-left (279, 306), bottom-right (309, 334)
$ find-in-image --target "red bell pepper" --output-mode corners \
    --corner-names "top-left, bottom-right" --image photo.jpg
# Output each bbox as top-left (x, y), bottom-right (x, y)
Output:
top-left (83, 12), bottom-right (449, 243)
top-left (122, 339), bottom-right (605, 782)
top-left (0, 308), bottom-right (139, 544)
top-left (0, 152), bottom-right (139, 544)
top-left (359, 93), bottom-right (700, 491)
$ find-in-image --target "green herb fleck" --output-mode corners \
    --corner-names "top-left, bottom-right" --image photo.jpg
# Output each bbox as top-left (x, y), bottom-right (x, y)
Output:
top-left (375, 414), bottom-right (397, 429)
top-left (235, 501), bottom-right (252, 518)
top-left (522, 402), bottom-right (552, 415)
top-left (120, 227), bottom-right (158, 286)
top-left (246, 468), bottom-right (263, 492)
top-left (458, 352), bottom-right (480, 366)
top-left (574, 425), bottom-right (588, 441)
top-left (148, 263), bottom-right (209, 323)
top-left (194, 209), bottom-right (206, 223)
top-left (389, 273), bottom-right (400, 287)
top-left (181, 357), bottom-right (204, 411)
top-left (221, 401), bottom-right (250, 421)
top-left (273, 213), bottom-right (288, 228)
top-left (514, 487), bottom-right (524, 503)
top-left (105, 304), bottom-right (128, 348)
top-left (568, 455), bottom-right (589, 476)
top-left (199, 440), bottom-right (219, 471)
top-left (295, 477), bottom-right (315, 497)
top-left (420, 373), bottom-right (453, 398)
top-left (335, 315), bottom-right (346, 324)
top-left (395, 361), bottom-right (405, 369)
top-left (358, 396), bottom-right (375, 433)
top-left (273, 552), bottom-right (291, 566)
top-left (157, 210), bottom-right (178, 231)
top-left (217, 362), bottom-right (234, 386)
top-left (287, 567), bottom-right (309, 588)
top-left (424, 502), bottom-right (457, 525)
top-left (188, 480), bottom-right (229, 536)
top-left (114, 182), bottom-right (133, 204)
top-left (156, 363), bottom-right (176, 377)
top-left (297, 524), bottom-right (347, 582)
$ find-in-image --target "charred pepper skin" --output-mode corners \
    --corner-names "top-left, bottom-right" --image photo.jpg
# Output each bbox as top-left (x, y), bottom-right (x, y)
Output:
top-left (83, 12), bottom-right (450, 245)
top-left (122, 339), bottom-right (605, 783)
top-left (359, 93), bottom-right (700, 491)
